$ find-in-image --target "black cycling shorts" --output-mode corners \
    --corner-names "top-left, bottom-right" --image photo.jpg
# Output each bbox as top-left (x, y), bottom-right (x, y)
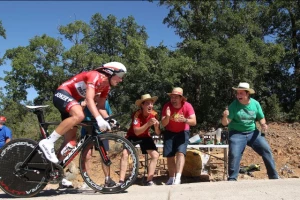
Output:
top-left (53, 89), bottom-right (80, 120)
top-left (127, 136), bottom-right (157, 154)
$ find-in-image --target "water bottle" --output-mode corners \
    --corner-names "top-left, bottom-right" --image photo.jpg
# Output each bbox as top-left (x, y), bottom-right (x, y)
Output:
top-left (60, 141), bottom-right (76, 156)
top-left (216, 128), bottom-right (222, 144)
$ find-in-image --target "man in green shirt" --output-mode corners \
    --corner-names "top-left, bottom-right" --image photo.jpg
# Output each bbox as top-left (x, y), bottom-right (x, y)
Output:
top-left (222, 82), bottom-right (279, 181)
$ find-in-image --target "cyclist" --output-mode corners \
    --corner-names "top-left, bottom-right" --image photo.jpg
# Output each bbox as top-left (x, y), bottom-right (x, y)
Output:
top-left (0, 116), bottom-right (12, 149)
top-left (38, 62), bottom-right (127, 166)
top-left (119, 94), bottom-right (160, 186)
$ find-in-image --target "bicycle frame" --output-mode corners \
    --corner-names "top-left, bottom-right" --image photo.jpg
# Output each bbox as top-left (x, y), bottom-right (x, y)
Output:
top-left (59, 128), bottom-right (111, 168)
top-left (23, 105), bottom-right (112, 169)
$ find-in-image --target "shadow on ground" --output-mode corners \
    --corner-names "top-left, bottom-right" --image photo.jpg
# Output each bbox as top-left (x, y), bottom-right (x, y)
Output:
top-left (134, 174), bottom-right (210, 186)
top-left (0, 175), bottom-right (209, 198)
top-left (0, 188), bottom-right (129, 198)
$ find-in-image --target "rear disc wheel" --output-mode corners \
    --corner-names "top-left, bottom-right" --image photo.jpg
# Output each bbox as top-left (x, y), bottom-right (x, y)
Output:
top-left (0, 139), bottom-right (49, 197)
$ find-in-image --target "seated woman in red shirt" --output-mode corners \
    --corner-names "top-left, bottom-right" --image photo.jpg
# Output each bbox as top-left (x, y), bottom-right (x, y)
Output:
top-left (119, 94), bottom-right (160, 186)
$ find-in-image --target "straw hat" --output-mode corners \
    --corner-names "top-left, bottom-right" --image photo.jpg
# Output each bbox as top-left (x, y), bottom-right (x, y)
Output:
top-left (232, 82), bottom-right (255, 94)
top-left (135, 94), bottom-right (158, 107)
top-left (167, 87), bottom-right (187, 101)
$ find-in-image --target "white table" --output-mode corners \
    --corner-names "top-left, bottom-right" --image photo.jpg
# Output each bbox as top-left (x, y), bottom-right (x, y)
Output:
top-left (136, 143), bottom-right (229, 180)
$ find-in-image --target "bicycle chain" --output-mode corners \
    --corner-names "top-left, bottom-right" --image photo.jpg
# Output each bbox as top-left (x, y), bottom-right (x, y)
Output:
top-left (17, 162), bottom-right (65, 184)
top-left (14, 162), bottom-right (64, 184)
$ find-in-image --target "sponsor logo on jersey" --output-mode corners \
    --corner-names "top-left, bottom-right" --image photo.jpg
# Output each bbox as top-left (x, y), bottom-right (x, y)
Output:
top-left (55, 92), bottom-right (73, 102)
top-left (75, 81), bottom-right (87, 97)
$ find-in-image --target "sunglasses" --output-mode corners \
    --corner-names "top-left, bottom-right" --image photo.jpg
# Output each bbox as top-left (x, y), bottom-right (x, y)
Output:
top-left (115, 71), bottom-right (126, 78)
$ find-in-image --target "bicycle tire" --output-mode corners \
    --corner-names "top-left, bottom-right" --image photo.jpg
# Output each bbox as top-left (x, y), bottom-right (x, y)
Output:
top-left (79, 133), bottom-right (139, 193)
top-left (0, 139), bottom-right (49, 197)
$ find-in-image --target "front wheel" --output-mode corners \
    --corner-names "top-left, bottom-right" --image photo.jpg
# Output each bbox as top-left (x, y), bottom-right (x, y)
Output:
top-left (79, 133), bottom-right (139, 193)
top-left (0, 139), bottom-right (49, 197)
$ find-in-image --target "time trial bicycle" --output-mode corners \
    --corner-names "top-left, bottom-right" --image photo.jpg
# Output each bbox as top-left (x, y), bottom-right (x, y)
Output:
top-left (0, 105), bottom-right (139, 197)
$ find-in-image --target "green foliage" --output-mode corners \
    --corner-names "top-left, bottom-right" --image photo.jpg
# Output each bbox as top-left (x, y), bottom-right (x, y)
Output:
top-left (154, 0), bottom-right (299, 129)
top-left (58, 20), bottom-right (91, 44)
top-left (0, 20), bottom-right (5, 65)
top-left (2, 35), bottom-right (67, 103)
top-left (260, 94), bottom-right (282, 122)
top-left (0, 96), bottom-right (62, 140)
top-left (0, 20), bottom-right (6, 39)
top-left (58, 20), bottom-right (103, 73)
top-left (263, 0), bottom-right (300, 101)
top-left (0, 98), bottom-right (39, 139)
top-left (290, 101), bottom-right (300, 122)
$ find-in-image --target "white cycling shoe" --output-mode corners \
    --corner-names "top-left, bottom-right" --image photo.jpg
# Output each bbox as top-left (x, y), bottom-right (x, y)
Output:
top-left (58, 178), bottom-right (74, 190)
top-left (39, 139), bottom-right (59, 163)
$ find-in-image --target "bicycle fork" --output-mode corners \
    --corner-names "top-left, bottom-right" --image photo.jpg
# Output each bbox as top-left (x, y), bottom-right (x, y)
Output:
top-left (94, 137), bottom-right (112, 166)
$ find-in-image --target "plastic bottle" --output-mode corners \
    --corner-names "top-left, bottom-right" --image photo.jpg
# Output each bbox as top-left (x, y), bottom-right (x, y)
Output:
top-left (60, 141), bottom-right (76, 156)
top-left (216, 128), bottom-right (222, 144)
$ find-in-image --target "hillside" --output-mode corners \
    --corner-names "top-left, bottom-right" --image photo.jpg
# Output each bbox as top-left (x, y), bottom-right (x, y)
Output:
top-left (239, 122), bottom-right (300, 179)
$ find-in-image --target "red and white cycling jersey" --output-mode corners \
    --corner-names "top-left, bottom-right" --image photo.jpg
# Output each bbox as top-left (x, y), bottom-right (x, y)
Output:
top-left (57, 71), bottom-right (110, 100)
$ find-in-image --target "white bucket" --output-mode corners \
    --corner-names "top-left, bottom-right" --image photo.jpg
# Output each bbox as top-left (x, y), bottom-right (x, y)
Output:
top-left (189, 134), bottom-right (201, 144)
top-left (200, 153), bottom-right (210, 174)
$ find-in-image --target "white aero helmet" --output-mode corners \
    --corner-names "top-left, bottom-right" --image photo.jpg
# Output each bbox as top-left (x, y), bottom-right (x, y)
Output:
top-left (96, 62), bottom-right (127, 78)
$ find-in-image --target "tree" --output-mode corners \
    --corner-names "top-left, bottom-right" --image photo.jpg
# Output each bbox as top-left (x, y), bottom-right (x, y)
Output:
top-left (3, 35), bottom-right (66, 103)
top-left (87, 13), bottom-right (152, 120)
top-left (0, 20), bottom-right (6, 39)
top-left (262, 0), bottom-right (300, 104)
top-left (154, 0), bottom-right (286, 128)
top-left (58, 20), bottom-right (103, 73)
top-left (0, 20), bottom-right (6, 65)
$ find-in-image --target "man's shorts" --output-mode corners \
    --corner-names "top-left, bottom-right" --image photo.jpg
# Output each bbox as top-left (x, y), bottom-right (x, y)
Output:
top-left (127, 136), bottom-right (157, 154)
top-left (53, 89), bottom-right (80, 120)
top-left (163, 130), bottom-right (190, 157)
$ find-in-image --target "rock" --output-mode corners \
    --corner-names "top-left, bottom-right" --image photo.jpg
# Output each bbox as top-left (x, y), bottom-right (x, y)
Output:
top-left (290, 175), bottom-right (300, 178)
top-left (67, 161), bottom-right (79, 174)
top-left (182, 149), bottom-right (202, 177)
top-left (65, 172), bottom-right (77, 181)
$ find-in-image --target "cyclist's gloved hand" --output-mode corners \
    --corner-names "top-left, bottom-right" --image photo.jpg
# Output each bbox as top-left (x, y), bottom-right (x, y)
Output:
top-left (108, 118), bottom-right (120, 128)
top-left (96, 116), bottom-right (111, 131)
